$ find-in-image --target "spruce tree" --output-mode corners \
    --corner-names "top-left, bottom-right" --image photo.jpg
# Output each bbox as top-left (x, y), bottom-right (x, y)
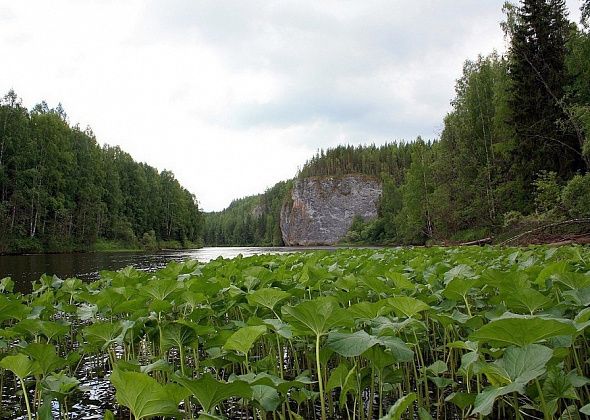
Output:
top-left (508, 0), bottom-right (585, 206)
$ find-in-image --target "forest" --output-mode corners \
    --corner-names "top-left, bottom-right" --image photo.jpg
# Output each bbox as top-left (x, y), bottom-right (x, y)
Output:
top-left (204, 0), bottom-right (590, 247)
top-left (0, 95), bottom-right (202, 254)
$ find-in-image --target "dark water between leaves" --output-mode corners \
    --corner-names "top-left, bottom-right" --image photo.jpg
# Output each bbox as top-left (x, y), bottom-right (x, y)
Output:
top-left (0, 246), bottom-right (340, 419)
top-left (0, 246), bottom-right (337, 294)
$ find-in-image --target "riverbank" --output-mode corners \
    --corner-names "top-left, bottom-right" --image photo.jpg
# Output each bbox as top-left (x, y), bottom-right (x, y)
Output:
top-left (0, 238), bottom-right (203, 256)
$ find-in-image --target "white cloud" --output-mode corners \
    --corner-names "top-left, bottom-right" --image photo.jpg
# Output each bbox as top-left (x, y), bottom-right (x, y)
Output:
top-left (0, 0), bottom-right (584, 210)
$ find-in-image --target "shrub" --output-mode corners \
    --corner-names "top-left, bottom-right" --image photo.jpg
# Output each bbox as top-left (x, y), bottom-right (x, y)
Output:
top-left (562, 173), bottom-right (590, 218)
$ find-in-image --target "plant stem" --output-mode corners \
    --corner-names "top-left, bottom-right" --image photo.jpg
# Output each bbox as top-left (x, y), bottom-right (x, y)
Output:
top-left (315, 334), bottom-right (326, 420)
top-left (19, 377), bottom-right (32, 420)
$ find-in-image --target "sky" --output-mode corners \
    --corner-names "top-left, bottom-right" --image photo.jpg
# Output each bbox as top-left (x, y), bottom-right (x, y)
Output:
top-left (0, 1), bottom-right (584, 211)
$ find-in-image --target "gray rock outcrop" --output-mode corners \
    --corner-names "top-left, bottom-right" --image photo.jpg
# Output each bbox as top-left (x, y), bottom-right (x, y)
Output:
top-left (280, 174), bottom-right (382, 245)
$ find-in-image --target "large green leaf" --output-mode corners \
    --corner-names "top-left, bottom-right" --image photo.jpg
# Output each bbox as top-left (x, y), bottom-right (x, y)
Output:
top-left (327, 330), bottom-right (379, 357)
top-left (174, 373), bottom-right (252, 413)
top-left (247, 288), bottom-right (290, 311)
top-left (161, 323), bottom-right (197, 351)
top-left (504, 288), bottom-right (551, 314)
top-left (470, 316), bottom-right (576, 347)
top-left (473, 344), bottom-right (553, 416)
top-left (251, 384), bottom-right (281, 411)
top-left (381, 392), bottom-right (416, 420)
top-left (326, 363), bottom-right (358, 406)
top-left (472, 382), bottom-right (523, 416)
top-left (442, 277), bottom-right (478, 301)
top-left (282, 297), bottom-right (351, 336)
top-left (41, 372), bottom-right (79, 399)
top-left (387, 296), bottom-right (430, 318)
top-left (22, 342), bottom-right (66, 376)
top-left (223, 325), bottom-right (266, 355)
top-left (0, 353), bottom-right (37, 379)
top-left (110, 369), bottom-right (184, 420)
top-left (83, 321), bottom-right (122, 351)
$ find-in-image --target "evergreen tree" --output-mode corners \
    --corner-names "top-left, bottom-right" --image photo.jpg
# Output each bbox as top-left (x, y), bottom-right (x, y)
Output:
top-left (508, 0), bottom-right (585, 207)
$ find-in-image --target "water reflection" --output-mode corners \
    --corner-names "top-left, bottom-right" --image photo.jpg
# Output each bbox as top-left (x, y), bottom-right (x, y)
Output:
top-left (0, 246), bottom-right (335, 293)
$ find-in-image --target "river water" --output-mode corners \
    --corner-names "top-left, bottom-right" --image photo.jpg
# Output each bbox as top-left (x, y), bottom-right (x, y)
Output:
top-left (0, 246), bottom-right (335, 293)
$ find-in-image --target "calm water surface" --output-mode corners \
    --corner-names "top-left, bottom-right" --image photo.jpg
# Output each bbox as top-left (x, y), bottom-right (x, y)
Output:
top-left (0, 246), bottom-right (335, 293)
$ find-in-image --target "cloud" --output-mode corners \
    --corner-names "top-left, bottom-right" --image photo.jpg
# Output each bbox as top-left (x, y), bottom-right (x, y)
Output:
top-left (0, 0), bottom-right (584, 210)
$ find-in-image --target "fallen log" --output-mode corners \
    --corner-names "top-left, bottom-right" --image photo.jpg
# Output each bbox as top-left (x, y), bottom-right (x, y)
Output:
top-left (459, 237), bottom-right (493, 246)
top-left (500, 218), bottom-right (590, 246)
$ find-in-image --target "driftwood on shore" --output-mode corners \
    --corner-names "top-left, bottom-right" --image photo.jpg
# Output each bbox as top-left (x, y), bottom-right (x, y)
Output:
top-left (458, 237), bottom-right (493, 246)
top-left (499, 218), bottom-right (590, 246)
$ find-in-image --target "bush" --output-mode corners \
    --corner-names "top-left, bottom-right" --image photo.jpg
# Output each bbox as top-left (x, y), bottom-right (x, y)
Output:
top-left (533, 171), bottom-right (561, 214)
top-left (562, 173), bottom-right (590, 218)
top-left (503, 210), bottom-right (523, 228)
top-left (141, 230), bottom-right (158, 250)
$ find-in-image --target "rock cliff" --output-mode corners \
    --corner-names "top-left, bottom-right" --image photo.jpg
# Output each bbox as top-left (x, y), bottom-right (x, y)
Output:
top-left (280, 175), bottom-right (382, 245)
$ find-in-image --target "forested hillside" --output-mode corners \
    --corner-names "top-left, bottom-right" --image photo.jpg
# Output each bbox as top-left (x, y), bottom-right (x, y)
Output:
top-left (205, 0), bottom-right (590, 247)
top-left (0, 93), bottom-right (202, 254)
top-left (203, 181), bottom-right (290, 246)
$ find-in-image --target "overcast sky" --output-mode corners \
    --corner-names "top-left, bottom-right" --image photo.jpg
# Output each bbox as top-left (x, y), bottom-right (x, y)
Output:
top-left (0, 1), bottom-right (584, 211)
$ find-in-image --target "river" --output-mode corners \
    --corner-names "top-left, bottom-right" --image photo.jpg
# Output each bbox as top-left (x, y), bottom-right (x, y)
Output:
top-left (0, 246), bottom-right (336, 293)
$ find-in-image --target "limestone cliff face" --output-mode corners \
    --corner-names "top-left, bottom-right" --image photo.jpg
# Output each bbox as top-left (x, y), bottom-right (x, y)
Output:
top-left (280, 175), bottom-right (382, 246)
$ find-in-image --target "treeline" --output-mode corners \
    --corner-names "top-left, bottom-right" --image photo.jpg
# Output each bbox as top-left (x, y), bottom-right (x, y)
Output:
top-left (349, 0), bottom-right (590, 244)
top-left (0, 92), bottom-right (202, 254)
top-left (203, 181), bottom-right (290, 246)
top-left (205, 0), bottom-right (590, 247)
top-left (298, 143), bottom-right (413, 184)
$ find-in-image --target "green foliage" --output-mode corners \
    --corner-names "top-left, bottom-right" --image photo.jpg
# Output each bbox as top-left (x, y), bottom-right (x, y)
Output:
top-left (561, 173), bottom-right (590, 217)
top-left (534, 171), bottom-right (562, 214)
top-left (110, 368), bottom-right (185, 419)
top-left (1, 246), bottom-right (590, 419)
top-left (203, 180), bottom-right (291, 246)
top-left (0, 91), bottom-right (203, 254)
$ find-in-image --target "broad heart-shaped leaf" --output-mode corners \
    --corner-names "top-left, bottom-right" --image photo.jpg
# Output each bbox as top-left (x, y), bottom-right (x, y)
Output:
top-left (504, 288), bottom-right (552, 314)
top-left (387, 296), bottom-right (430, 318)
top-left (327, 330), bottom-right (380, 357)
top-left (173, 373), bottom-right (252, 413)
top-left (251, 385), bottom-right (281, 412)
top-left (142, 277), bottom-right (183, 302)
top-left (326, 363), bottom-right (358, 406)
top-left (381, 392), bottom-right (416, 420)
top-left (83, 321), bottom-right (122, 351)
top-left (442, 277), bottom-right (478, 301)
top-left (542, 367), bottom-right (579, 417)
top-left (11, 319), bottom-right (70, 342)
top-left (473, 345), bottom-right (553, 416)
top-left (470, 316), bottom-right (576, 347)
top-left (0, 353), bottom-right (37, 379)
top-left (161, 322), bottom-right (197, 352)
top-left (41, 372), bottom-right (79, 399)
top-left (445, 392), bottom-right (476, 411)
top-left (473, 382), bottom-right (523, 416)
top-left (223, 325), bottom-right (267, 355)
top-left (499, 344), bottom-right (553, 383)
top-left (0, 277), bottom-right (14, 293)
top-left (22, 342), bottom-right (66, 376)
top-left (282, 297), bottom-right (352, 336)
top-left (348, 300), bottom-right (392, 320)
top-left (0, 295), bottom-right (30, 323)
top-left (247, 288), bottom-right (290, 311)
top-left (110, 369), bottom-right (184, 420)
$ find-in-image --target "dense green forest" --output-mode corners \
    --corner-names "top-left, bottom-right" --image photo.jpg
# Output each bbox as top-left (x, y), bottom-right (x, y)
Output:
top-left (205, 0), bottom-right (590, 247)
top-left (203, 181), bottom-right (290, 246)
top-left (0, 93), bottom-right (202, 254)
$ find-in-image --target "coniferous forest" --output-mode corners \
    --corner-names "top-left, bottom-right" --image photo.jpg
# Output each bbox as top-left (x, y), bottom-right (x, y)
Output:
top-left (0, 93), bottom-right (202, 254)
top-left (2, 0), bottom-right (590, 252)
top-left (204, 0), bottom-right (590, 247)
